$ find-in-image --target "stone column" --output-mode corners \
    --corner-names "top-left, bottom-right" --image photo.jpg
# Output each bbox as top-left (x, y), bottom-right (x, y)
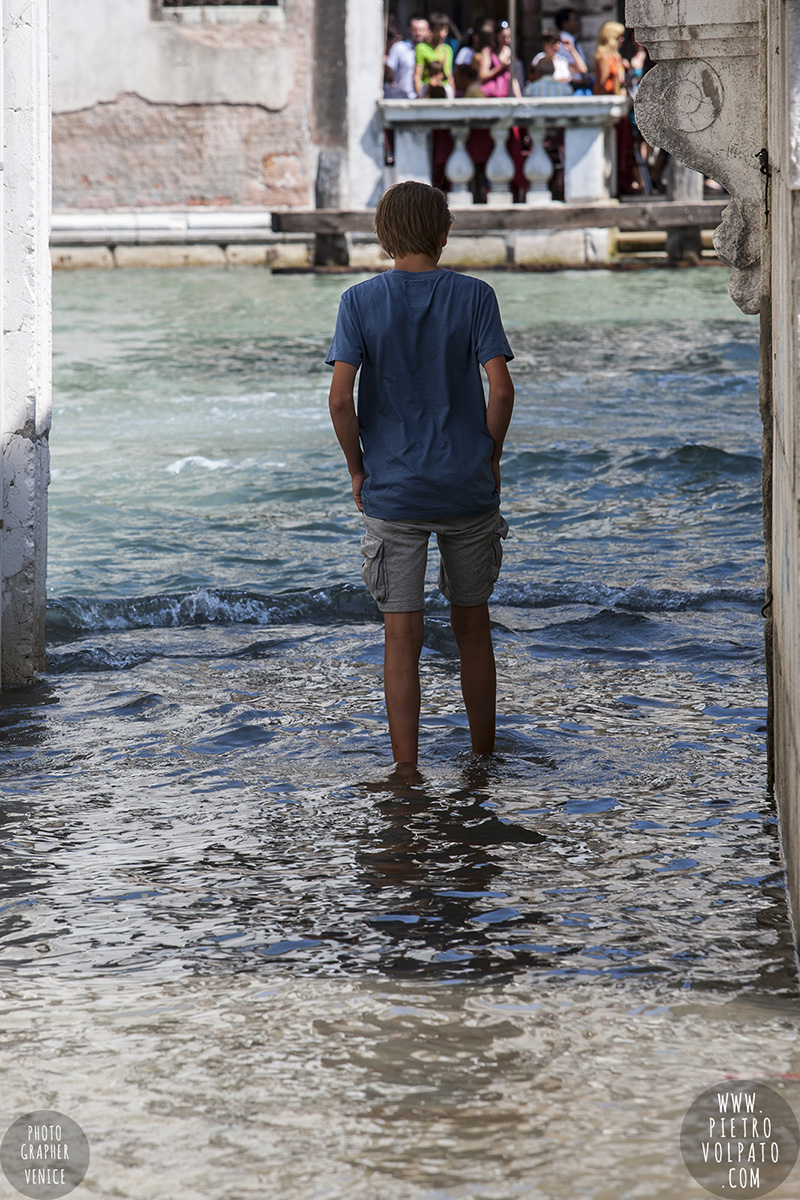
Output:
top-left (630, 0), bottom-right (800, 950)
top-left (311, 0), bottom-right (348, 264)
top-left (2, 0), bottom-right (52, 688)
top-left (346, 0), bottom-right (383, 210)
top-left (666, 160), bottom-right (705, 263)
top-left (563, 123), bottom-right (610, 203)
top-left (764, 0), bottom-right (800, 944)
top-left (393, 126), bottom-right (433, 185)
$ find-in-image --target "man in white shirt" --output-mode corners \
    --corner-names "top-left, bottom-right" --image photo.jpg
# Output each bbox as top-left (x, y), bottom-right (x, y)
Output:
top-left (386, 14), bottom-right (430, 99)
top-left (554, 7), bottom-right (589, 88)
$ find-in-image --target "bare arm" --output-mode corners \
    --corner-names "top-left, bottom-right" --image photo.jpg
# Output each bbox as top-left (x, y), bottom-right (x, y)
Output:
top-left (413, 62), bottom-right (424, 95)
top-left (484, 355), bottom-right (515, 493)
top-left (328, 360), bottom-right (365, 511)
top-left (478, 45), bottom-right (507, 84)
top-left (561, 38), bottom-right (588, 76)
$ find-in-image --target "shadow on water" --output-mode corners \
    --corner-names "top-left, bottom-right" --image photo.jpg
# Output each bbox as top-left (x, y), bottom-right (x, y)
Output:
top-left (355, 763), bottom-right (550, 980)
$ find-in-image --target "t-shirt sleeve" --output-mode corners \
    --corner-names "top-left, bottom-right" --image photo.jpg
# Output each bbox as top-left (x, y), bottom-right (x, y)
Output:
top-left (325, 291), bottom-right (364, 368)
top-left (474, 284), bottom-right (514, 365)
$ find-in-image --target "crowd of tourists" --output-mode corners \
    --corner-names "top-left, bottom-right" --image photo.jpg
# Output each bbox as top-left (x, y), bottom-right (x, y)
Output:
top-left (383, 8), bottom-right (657, 196)
top-left (384, 9), bottom-right (646, 102)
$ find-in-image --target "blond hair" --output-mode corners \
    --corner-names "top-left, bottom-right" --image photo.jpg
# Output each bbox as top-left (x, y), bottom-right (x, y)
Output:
top-left (374, 181), bottom-right (452, 260)
top-left (596, 21), bottom-right (625, 55)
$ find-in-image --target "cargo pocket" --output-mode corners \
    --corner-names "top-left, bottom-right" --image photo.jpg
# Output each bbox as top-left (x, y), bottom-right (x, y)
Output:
top-left (489, 514), bottom-right (509, 584)
top-left (360, 532), bottom-right (388, 604)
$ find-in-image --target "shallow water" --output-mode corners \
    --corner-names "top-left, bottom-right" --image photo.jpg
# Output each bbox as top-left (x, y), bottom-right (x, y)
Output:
top-left (1, 265), bottom-right (798, 1199)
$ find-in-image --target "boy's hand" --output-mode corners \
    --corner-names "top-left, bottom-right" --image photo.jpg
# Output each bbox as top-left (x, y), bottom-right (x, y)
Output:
top-left (491, 457), bottom-right (501, 494)
top-left (351, 472), bottom-right (366, 512)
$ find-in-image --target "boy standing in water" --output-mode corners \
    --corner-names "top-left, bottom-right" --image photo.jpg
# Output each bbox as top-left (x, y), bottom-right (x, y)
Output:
top-left (326, 182), bottom-right (514, 774)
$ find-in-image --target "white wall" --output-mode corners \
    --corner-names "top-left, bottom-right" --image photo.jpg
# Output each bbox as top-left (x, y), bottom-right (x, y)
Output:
top-left (2, 0), bottom-right (52, 686)
top-left (52, 0), bottom-right (294, 111)
top-left (346, 0), bottom-right (384, 208)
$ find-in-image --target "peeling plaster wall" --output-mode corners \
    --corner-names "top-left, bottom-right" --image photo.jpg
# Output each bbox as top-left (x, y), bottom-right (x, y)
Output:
top-left (53, 93), bottom-right (310, 209)
top-left (52, 0), bottom-right (315, 209)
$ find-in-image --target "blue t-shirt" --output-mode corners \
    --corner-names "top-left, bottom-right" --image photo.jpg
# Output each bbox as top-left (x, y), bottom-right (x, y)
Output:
top-left (325, 269), bottom-right (513, 520)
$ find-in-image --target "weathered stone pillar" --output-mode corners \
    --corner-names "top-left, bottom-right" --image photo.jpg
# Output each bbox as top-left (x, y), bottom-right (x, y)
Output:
top-left (312, 0), bottom-right (383, 261)
top-left (345, 0), bottom-right (383, 210)
top-left (665, 161), bottom-right (704, 263)
top-left (563, 123), bottom-right (612, 203)
top-left (630, 0), bottom-right (800, 950)
top-left (2, 0), bottom-right (52, 688)
top-left (763, 0), bottom-right (800, 944)
top-left (311, 0), bottom-right (348, 265)
top-left (393, 126), bottom-right (433, 185)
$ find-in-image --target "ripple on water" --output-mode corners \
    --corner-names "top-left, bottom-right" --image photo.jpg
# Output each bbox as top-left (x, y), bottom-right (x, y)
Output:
top-left (0, 267), bottom-right (791, 1198)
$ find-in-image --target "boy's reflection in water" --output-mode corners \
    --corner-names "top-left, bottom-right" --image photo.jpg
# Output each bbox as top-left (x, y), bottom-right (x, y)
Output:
top-left (357, 761), bottom-right (554, 977)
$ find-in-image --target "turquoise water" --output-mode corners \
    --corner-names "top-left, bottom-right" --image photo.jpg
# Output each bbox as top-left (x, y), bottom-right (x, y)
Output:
top-left (1, 265), bottom-right (798, 1199)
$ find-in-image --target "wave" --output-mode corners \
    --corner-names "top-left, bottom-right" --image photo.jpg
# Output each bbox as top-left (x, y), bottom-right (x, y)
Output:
top-left (623, 444), bottom-right (761, 477)
top-left (46, 579), bottom-right (765, 637)
top-left (492, 580), bottom-right (763, 612)
top-left (501, 443), bottom-right (761, 486)
top-left (46, 585), bottom-right (377, 635)
top-left (166, 455), bottom-right (230, 474)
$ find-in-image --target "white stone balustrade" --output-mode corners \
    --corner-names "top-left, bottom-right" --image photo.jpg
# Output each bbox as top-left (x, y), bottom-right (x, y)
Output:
top-left (378, 97), bottom-right (628, 205)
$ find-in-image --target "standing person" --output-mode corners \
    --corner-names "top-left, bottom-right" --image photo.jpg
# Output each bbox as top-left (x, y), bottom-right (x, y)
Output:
top-left (414, 12), bottom-right (455, 96)
top-left (593, 21), bottom-right (626, 94)
top-left (455, 25), bottom-right (480, 67)
top-left (421, 58), bottom-right (452, 98)
top-left (554, 6), bottom-right (590, 91)
top-left (593, 21), bottom-right (635, 194)
top-left (478, 17), bottom-right (511, 96)
top-left (326, 183), bottom-right (515, 775)
top-left (477, 21), bottom-right (524, 198)
top-left (454, 61), bottom-right (484, 97)
top-left (498, 20), bottom-right (524, 97)
top-left (387, 13), bottom-right (430, 99)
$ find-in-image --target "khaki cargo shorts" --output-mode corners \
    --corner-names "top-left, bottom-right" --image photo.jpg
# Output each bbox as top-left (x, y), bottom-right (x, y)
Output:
top-left (360, 509), bottom-right (509, 613)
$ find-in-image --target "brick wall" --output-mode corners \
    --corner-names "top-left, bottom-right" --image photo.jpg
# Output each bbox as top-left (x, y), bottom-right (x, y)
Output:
top-left (52, 0), bottom-right (315, 209)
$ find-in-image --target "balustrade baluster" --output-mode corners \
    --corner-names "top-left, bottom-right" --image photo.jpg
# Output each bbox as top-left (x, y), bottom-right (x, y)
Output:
top-left (524, 126), bottom-right (553, 205)
top-left (485, 122), bottom-right (515, 206)
top-left (444, 128), bottom-right (475, 205)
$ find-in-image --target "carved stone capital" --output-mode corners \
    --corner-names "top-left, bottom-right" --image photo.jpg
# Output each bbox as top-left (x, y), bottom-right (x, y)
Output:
top-left (628, 0), bottom-right (764, 313)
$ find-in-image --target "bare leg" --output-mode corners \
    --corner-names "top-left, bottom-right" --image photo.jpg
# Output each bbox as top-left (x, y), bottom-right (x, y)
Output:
top-left (383, 610), bottom-right (425, 766)
top-left (450, 602), bottom-right (496, 754)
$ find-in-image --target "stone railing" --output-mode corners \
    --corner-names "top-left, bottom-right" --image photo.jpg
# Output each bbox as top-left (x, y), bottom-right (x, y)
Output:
top-left (378, 96), bottom-right (628, 206)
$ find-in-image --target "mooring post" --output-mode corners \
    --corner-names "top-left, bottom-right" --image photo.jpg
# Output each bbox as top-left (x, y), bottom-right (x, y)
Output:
top-left (2, 0), bottom-right (52, 688)
top-left (666, 160), bottom-right (704, 264)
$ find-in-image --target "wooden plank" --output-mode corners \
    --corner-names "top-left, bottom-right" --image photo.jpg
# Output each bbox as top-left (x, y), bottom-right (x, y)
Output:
top-left (272, 201), bottom-right (727, 235)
